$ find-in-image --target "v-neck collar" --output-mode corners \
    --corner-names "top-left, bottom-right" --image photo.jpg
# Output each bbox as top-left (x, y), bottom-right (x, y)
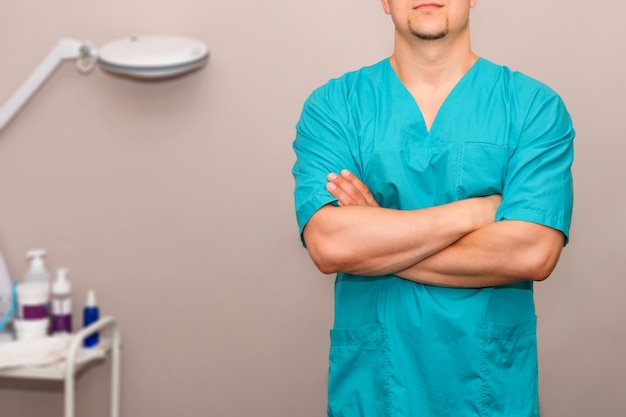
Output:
top-left (385, 57), bottom-right (484, 135)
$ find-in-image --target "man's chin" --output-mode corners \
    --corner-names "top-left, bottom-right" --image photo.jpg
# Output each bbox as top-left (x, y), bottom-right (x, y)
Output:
top-left (411, 30), bottom-right (449, 41)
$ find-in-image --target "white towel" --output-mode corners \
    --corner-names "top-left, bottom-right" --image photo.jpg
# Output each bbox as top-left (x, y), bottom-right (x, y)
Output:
top-left (0, 335), bottom-right (73, 369)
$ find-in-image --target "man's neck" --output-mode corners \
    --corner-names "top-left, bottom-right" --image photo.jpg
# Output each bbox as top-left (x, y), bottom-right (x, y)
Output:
top-left (389, 31), bottom-right (478, 91)
top-left (388, 30), bottom-right (479, 131)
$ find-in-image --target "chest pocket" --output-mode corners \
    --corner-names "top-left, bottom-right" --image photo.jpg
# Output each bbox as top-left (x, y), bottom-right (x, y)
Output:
top-left (360, 140), bottom-right (509, 208)
top-left (452, 142), bottom-right (509, 200)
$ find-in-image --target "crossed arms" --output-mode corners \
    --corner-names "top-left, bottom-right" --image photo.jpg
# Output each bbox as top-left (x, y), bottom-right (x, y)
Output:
top-left (302, 169), bottom-right (565, 288)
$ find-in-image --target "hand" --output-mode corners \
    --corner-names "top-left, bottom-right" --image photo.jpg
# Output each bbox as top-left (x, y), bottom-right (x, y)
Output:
top-left (326, 169), bottom-right (380, 207)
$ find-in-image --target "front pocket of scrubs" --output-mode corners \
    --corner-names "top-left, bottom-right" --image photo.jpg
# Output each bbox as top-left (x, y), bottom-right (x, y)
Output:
top-left (455, 142), bottom-right (508, 199)
top-left (478, 317), bottom-right (539, 417)
top-left (328, 323), bottom-right (392, 417)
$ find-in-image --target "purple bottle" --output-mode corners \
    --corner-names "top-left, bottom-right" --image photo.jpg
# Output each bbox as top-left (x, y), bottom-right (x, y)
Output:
top-left (51, 268), bottom-right (72, 334)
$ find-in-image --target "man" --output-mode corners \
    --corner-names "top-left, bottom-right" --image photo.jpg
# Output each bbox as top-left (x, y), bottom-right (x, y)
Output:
top-left (292, 1), bottom-right (574, 416)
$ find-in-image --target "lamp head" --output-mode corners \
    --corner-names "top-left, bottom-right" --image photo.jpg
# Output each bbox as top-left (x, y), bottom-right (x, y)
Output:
top-left (97, 35), bottom-right (209, 78)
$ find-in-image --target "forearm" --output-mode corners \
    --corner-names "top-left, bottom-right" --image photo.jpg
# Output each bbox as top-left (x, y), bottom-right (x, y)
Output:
top-left (396, 220), bottom-right (565, 287)
top-left (303, 198), bottom-right (495, 276)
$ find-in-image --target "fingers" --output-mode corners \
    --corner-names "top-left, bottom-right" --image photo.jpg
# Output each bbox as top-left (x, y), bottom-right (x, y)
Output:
top-left (326, 169), bottom-right (380, 207)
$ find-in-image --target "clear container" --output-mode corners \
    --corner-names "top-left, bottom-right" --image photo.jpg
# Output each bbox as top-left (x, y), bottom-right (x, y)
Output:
top-left (14, 318), bottom-right (49, 340)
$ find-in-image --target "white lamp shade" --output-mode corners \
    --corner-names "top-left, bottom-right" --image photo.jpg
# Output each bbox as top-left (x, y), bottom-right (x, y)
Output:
top-left (97, 35), bottom-right (209, 78)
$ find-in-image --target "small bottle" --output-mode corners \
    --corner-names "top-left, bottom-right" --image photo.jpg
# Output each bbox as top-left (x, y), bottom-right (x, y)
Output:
top-left (83, 290), bottom-right (100, 347)
top-left (24, 250), bottom-right (50, 284)
top-left (0, 251), bottom-right (14, 341)
top-left (51, 268), bottom-right (72, 334)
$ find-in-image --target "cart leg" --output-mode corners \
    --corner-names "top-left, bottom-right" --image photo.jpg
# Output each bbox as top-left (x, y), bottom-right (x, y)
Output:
top-left (111, 325), bottom-right (121, 417)
top-left (64, 370), bottom-right (75, 417)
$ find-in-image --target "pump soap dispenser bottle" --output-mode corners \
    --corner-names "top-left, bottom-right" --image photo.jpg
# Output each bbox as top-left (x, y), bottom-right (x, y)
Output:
top-left (24, 250), bottom-right (50, 284)
top-left (51, 268), bottom-right (72, 334)
top-left (17, 249), bottom-right (51, 325)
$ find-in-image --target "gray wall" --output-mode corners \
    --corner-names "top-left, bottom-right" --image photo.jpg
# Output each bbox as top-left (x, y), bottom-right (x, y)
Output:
top-left (0, 1), bottom-right (623, 416)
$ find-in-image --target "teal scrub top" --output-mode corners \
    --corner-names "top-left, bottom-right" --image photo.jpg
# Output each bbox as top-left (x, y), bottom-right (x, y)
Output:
top-left (292, 58), bottom-right (575, 417)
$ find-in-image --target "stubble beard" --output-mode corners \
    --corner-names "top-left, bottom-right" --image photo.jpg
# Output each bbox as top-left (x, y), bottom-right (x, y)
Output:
top-left (409, 17), bottom-right (449, 41)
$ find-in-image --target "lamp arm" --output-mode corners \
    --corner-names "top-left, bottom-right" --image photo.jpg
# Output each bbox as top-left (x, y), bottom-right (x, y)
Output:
top-left (0, 38), bottom-right (93, 131)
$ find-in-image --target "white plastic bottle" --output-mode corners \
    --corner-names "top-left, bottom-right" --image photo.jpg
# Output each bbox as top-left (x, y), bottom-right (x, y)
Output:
top-left (15, 250), bottom-right (51, 338)
top-left (24, 250), bottom-right (50, 284)
top-left (51, 268), bottom-right (72, 334)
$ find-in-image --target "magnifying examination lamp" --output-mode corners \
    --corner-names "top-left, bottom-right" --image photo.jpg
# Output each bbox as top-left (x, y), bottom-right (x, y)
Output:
top-left (0, 35), bottom-right (210, 131)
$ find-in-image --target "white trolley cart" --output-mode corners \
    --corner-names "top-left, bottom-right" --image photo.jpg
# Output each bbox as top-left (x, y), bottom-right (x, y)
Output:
top-left (0, 316), bottom-right (121, 417)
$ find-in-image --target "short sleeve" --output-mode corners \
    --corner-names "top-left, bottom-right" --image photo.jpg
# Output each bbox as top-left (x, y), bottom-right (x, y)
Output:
top-left (292, 84), bottom-right (360, 246)
top-left (496, 84), bottom-right (575, 245)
